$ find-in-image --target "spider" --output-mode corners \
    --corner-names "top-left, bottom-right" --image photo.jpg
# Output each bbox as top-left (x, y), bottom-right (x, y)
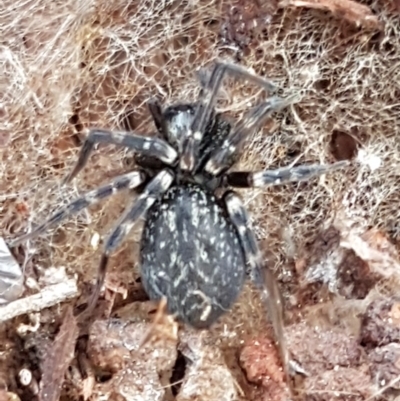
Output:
top-left (9, 62), bottom-right (347, 330)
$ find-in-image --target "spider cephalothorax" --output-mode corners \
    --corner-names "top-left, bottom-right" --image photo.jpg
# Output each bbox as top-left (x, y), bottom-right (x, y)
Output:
top-left (10, 62), bottom-right (347, 329)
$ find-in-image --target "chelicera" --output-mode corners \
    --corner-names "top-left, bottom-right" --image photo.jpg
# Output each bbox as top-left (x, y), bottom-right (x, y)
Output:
top-left (10, 62), bottom-right (347, 329)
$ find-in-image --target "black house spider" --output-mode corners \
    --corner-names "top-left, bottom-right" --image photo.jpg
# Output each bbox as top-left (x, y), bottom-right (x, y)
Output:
top-left (10, 62), bottom-right (347, 329)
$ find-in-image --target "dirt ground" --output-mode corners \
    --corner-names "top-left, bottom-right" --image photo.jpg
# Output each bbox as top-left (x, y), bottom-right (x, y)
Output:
top-left (1, 0), bottom-right (400, 400)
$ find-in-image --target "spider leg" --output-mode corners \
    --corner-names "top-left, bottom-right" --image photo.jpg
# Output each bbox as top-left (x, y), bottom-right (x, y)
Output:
top-left (205, 93), bottom-right (301, 176)
top-left (147, 99), bottom-right (168, 138)
top-left (87, 169), bottom-right (174, 312)
top-left (223, 191), bottom-right (289, 383)
top-left (180, 62), bottom-right (277, 172)
top-left (63, 128), bottom-right (178, 184)
top-left (227, 160), bottom-right (349, 188)
top-left (8, 171), bottom-right (146, 247)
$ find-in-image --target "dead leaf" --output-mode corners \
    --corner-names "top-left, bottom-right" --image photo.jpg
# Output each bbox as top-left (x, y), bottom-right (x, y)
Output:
top-left (279, 0), bottom-right (381, 30)
top-left (39, 307), bottom-right (79, 401)
top-left (0, 237), bottom-right (24, 304)
top-left (335, 223), bottom-right (400, 280)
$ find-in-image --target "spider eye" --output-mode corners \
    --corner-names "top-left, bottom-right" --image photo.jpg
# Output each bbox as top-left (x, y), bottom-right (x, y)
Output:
top-left (164, 107), bottom-right (195, 151)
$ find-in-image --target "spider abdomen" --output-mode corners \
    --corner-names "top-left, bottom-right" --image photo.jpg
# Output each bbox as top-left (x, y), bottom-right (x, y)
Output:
top-left (140, 184), bottom-right (246, 328)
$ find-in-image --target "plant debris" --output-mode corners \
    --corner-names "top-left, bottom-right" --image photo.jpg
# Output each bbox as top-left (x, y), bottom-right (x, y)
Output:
top-left (286, 322), bottom-right (363, 374)
top-left (303, 366), bottom-right (374, 401)
top-left (240, 335), bottom-right (289, 401)
top-left (39, 307), bottom-right (79, 401)
top-left (177, 329), bottom-right (239, 401)
top-left (360, 297), bottom-right (400, 348)
top-left (367, 343), bottom-right (400, 390)
top-left (87, 302), bottom-right (179, 400)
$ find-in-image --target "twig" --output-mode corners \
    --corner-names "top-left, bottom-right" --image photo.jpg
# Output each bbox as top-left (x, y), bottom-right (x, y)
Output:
top-left (279, 0), bottom-right (381, 30)
top-left (365, 376), bottom-right (400, 401)
top-left (0, 278), bottom-right (78, 323)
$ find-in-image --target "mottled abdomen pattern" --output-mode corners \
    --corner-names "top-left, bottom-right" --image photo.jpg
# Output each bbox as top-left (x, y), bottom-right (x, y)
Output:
top-left (140, 184), bottom-right (246, 328)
